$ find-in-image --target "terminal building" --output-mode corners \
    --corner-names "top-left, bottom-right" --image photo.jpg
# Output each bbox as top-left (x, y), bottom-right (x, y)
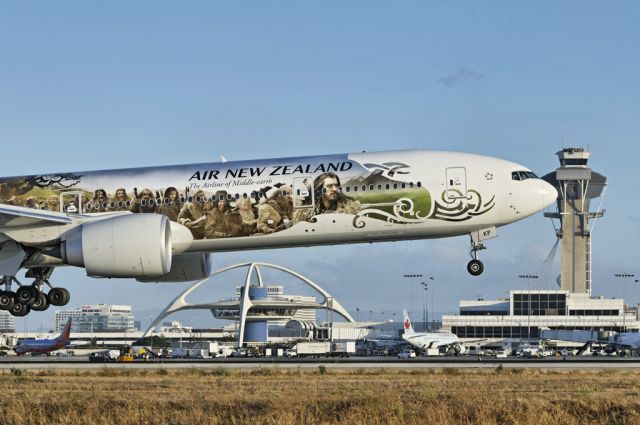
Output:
top-left (146, 262), bottom-right (356, 347)
top-left (442, 148), bottom-right (640, 346)
top-left (0, 310), bottom-right (15, 333)
top-left (55, 304), bottom-right (136, 333)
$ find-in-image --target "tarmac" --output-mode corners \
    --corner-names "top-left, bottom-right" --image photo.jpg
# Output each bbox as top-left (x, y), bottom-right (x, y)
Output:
top-left (2, 356), bottom-right (640, 370)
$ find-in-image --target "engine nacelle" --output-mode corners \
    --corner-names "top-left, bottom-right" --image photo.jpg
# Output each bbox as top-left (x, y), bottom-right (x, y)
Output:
top-left (136, 253), bottom-right (213, 283)
top-left (63, 214), bottom-right (172, 278)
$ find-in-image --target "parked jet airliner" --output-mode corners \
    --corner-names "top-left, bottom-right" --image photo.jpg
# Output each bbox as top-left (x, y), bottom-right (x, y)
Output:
top-left (0, 149), bottom-right (557, 317)
top-left (401, 310), bottom-right (467, 354)
top-left (15, 318), bottom-right (72, 356)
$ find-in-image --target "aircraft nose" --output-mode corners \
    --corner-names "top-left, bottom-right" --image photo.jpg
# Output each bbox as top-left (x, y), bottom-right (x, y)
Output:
top-left (541, 181), bottom-right (558, 209)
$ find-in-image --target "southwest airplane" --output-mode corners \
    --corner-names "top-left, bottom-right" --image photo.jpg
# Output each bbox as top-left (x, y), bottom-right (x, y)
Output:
top-left (15, 318), bottom-right (72, 355)
top-left (0, 149), bottom-right (557, 317)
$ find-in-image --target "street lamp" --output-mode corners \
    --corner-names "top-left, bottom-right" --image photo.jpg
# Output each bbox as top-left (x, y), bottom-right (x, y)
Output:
top-left (420, 282), bottom-right (427, 332)
top-left (403, 274), bottom-right (423, 325)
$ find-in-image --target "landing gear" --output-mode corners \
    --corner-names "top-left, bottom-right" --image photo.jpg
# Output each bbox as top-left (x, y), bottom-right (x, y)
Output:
top-left (47, 288), bottom-right (70, 307)
top-left (467, 235), bottom-right (487, 276)
top-left (0, 291), bottom-right (15, 311)
top-left (10, 302), bottom-right (30, 317)
top-left (1, 268), bottom-right (70, 316)
top-left (467, 259), bottom-right (484, 276)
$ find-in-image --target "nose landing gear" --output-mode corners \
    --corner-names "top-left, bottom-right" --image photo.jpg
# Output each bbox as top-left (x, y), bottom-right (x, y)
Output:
top-left (467, 241), bottom-right (485, 276)
top-left (467, 227), bottom-right (497, 276)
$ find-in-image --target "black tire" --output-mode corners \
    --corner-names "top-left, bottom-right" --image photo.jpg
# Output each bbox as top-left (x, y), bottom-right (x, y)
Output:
top-left (10, 302), bottom-right (30, 317)
top-left (31, 292), bottom-right (49, 311)
top-left (467, 259), bottom-right (484, 276)
top-left (60, 288), bottom-right (71, 306)
top-left (0, 291), bottom-right (15, 311)
top-left (16, 286), bottom-right (38, 306)
top-left (48, 288), bottom-right (70, 306)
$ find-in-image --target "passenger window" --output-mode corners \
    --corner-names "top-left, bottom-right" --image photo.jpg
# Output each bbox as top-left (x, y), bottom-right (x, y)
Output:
top-left (353, 186), bottom-right (358, 192)
top-left (385, 184), bottom-right (390, 190)
top-left (417, 182), bottom-right (422, 187)
top-left (361, 185), bottom-right (366, 192)
top-left (369, 184), bottom-right (374, 191)
top-left (377, 184), bottom-right (382, 190)
top-left (409, 182), bottom-right (414, 188)
top-left (401, 183), bottom-right (406, 189)
top-left (393, 183), bottom-right (398, 189)
top-left (345, 186), bottom-right (351, 193)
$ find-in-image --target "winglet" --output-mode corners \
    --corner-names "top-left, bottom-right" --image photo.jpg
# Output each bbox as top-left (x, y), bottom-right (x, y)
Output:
top-left (402, 309), bottom-right (414, 334)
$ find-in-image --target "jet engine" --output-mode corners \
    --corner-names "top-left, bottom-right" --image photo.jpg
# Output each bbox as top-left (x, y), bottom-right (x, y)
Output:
top-left (136, 253), bottom-right (213, 283)
top-left (63, 214), bottom-right (172, 278)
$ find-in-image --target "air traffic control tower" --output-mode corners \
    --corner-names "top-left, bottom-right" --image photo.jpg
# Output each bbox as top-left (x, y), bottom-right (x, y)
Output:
top-left (542, 148), bottom-right (607, 295)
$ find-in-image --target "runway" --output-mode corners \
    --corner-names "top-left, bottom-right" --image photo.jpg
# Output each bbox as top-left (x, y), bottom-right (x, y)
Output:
top-left (2, 356), bottom-right (640, 370)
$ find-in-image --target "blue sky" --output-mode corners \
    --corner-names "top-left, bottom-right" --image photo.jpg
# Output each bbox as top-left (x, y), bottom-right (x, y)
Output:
top-left (1, 2), bottom-right (639, 331)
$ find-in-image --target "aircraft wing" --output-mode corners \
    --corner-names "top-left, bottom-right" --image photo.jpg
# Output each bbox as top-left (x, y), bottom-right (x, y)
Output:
top-left (0, 205), bottom-right (73, 229)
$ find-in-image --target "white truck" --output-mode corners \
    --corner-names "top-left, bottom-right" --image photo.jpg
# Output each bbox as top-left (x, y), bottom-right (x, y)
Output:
top-left (171, 348), bottom-right (210, 359)
top-left (290, 341), bottom-right (356, 358)
top-left (330, 341), bottom-right (356, 357)
top-left (293, 342), bottom-right (330, 357)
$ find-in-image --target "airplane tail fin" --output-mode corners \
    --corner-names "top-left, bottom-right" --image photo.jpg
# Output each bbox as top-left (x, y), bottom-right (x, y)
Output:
top-left (57, 318), bottom-right (72, 343)
top-left (402, 309), bottom-right (414, 334)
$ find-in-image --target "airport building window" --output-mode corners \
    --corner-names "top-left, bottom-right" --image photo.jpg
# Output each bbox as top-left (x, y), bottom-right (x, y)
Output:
top-left (568, 309), bottom-right (620, 316)
top-left (451, 326), bottom-right (540, 339)
top-left (512, 293), bottom-right (567, 316)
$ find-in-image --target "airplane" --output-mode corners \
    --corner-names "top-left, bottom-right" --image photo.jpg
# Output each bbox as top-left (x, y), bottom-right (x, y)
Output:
top-left (14, 318), bottom-right (72, 356)
top-left (401, 309), bottom-right (466, 354)
top-left (0, 149), bottom-right (557, 317)
top-left (542, 329), bottom-right (640, 355)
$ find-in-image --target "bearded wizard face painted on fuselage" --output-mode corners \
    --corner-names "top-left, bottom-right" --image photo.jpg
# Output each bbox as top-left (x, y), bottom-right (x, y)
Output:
top-left (0, 150), bottom-right (557, 253)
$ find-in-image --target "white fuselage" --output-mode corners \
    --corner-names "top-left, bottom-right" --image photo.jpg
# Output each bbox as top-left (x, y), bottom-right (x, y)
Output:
top-left (0, 149), bottom-right (557, 277)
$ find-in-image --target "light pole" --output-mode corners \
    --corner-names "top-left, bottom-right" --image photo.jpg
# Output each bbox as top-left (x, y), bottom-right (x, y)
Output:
top-left (429, 276), bottom-right (435, 330)
top-left (614, 273), bottom-right (636, 331)
top-left (403, 274), bottom-right (423, 326)
top-left (420, 282), bottom-right (427, 332)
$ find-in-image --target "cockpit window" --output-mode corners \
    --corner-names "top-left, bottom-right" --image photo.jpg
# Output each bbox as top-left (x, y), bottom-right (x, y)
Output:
top-left (512, 171), bottom-right (538, 181)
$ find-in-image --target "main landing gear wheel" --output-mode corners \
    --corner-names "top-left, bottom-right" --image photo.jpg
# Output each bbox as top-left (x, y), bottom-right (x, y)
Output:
top-left (16, 286), bottom-right (38, 306)
top-left (10, 302), bottom-right (30, 317)
top-left (48, 288), bottom-right (70, 306)
top-left (31, 292), bottom-right (49, 312)
top-left (467, 259), bottom-right (484, 276)
top-left (0, 291), bottom-right (15, 311)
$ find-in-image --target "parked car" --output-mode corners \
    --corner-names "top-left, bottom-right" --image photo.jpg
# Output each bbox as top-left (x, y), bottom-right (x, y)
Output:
top-left (495, 350), bottom-right (508, 359)
top-left (397, 349), bottom-right (416, 359)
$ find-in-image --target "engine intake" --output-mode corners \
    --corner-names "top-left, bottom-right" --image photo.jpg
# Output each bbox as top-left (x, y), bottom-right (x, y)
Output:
top-left (63, 214), bottom-right (172, 278)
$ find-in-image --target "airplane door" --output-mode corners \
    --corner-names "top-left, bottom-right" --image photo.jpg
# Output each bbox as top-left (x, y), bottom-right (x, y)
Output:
top-left (446, 167), bottom-right (467, 200)
top-left (293, 177), bottom-right (314, 209)
top-left (60, 191), bottom-right (83, 214)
